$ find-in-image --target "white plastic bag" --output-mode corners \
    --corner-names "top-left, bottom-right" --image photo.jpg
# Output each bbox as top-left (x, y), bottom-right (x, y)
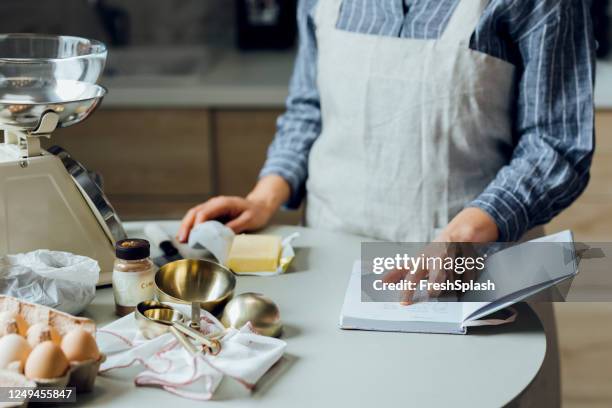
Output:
top-left (0, 250), bottom-right (100, 315)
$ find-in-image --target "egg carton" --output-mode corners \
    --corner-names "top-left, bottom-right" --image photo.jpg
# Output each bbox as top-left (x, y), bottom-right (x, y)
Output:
top-left (0, 296), bottom-right (95, 336)
top-left (28, 354), bottom-right (106, 392)
top-left (0, 296), bottom-right (104, 395)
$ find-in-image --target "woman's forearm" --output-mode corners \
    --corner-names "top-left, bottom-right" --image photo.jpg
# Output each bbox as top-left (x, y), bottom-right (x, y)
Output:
top-left (246, 175), bottom-right (291, 216)
top-left (437, 207), bottom-right (500, 243)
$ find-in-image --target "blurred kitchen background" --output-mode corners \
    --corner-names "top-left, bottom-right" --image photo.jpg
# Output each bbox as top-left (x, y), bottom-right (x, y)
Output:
top-left (2, 1), bottom-right (612, 406)
top-left (1, 0), bottom-right (300, 225)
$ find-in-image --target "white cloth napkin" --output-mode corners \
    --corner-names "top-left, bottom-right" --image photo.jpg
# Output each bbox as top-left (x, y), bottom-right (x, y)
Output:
top-left (96, 303), bottom-right (286, 400)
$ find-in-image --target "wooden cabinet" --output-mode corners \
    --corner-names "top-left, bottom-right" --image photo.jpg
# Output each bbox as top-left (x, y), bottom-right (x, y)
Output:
top-left (214, 110), bottom-right (280, 197)
top-left (548, 112), bottom-right (612, 408)
top-left (212, 109), bottom-right (303, 225)
top-left (546, 110), bottom-right (612, 241)
top-left (45, 109), bottom-right (213, 220)
top-left (44, 106), bottom-right (608, 232)
top-left (43, 108), bottom-right (302, 225)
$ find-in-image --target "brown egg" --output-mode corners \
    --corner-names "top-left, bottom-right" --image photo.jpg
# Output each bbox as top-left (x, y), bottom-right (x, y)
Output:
top-left (24, 341), bottom-right (69, 380)
top-left (0, 334), bottom-right (32, 373)
top-left (26, 323), bottom-right (61, 347)
top-left (0, 312), bottom-right (29, 336)
top-left (60, 329), bottom-right (100, 362)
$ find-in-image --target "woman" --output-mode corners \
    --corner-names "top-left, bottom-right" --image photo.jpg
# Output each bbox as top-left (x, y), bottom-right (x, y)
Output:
top-left (179, 0), bottom-right (594, 248)
top-left (179, 1), bottom-right (594, 404)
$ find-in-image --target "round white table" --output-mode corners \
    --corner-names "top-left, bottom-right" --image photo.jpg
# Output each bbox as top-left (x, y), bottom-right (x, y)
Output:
top-left (76, 222), bottom-right (547, 407)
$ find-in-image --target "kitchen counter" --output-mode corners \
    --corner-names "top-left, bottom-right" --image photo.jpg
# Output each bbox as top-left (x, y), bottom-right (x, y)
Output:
top-left (76, 222), bottom-right (547, 407)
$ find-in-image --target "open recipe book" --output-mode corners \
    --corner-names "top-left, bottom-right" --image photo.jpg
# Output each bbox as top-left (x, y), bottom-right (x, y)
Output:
top-left (340, 231), bottom-right (577, 334)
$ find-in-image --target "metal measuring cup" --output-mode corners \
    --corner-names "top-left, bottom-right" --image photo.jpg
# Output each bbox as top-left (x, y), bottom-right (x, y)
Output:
top-left (135, 301), bottom-right (222, 355)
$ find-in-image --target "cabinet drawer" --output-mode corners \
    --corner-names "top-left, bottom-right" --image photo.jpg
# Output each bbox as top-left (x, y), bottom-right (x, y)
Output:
top-left (213, 109), bottom-right (302, 225)
top-left (214, 109), bottom-right (281, 196)
top-left (46, 109), bottom-right (213, 196)
top-left (108, 195), bottom-right (208, 221)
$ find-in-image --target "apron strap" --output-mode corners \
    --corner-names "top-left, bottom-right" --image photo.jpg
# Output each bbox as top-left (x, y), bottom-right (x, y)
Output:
top-left (314, 0), bottom-right (343, 31)
top-left (440, 0), bottom-right (490, 45)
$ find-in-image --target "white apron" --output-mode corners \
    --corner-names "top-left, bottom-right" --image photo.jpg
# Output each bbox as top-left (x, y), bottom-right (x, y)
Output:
top-left (306, 0), bottom-right (515, 242)
top-left (306, 0), bottom-right (560, 405)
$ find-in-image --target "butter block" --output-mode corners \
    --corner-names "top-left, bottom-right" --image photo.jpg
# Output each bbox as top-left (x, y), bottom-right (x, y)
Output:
top-left (227, 234), bottom-right (282, 273)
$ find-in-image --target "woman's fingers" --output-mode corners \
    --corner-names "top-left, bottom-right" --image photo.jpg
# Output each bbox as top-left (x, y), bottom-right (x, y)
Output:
top-left (400, 266), bottom-right (427, 305)
top-left (202, 196), bottom-right (245, 219)
top-left (193, 207), bottom-right (208, 226)
top-left (382, 267), bottom-right (421, 305)
top-left (177, 197), bottom-right (248, 243)
top-left (226, 211), bottom-right (255, 233)
top-left (382, 268), bottom-right (407, 284)
top-left (177, 207), bottom-right (197, 243)
top-left (427, 265), bottom-right (448, 298)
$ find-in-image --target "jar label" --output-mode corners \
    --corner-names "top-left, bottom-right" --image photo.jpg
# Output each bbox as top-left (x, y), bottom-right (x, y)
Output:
top-left (112, 267), bottom-right (156, 307)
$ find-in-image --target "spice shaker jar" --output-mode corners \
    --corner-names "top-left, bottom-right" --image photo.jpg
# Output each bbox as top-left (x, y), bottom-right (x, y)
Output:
top-left (112, 239), bottom-right (156, 316)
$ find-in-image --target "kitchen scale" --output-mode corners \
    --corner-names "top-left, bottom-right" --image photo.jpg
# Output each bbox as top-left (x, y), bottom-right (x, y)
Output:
top-left (0, 34), bottom-right (125, 284)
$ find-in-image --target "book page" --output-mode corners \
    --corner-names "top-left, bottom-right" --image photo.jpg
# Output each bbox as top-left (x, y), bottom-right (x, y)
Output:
top-left (461, 230), bottom-right (576, 323)
top-left (342, 262), bottom-right (464, 324)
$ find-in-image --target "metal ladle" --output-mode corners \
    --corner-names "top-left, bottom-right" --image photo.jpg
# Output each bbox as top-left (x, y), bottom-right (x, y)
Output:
top-left (135, 301), bottom-right (222, 355)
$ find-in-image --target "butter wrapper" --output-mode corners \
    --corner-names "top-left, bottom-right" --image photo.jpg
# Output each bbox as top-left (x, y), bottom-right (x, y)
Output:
top-left (188, 221), bottom-right (298, 276)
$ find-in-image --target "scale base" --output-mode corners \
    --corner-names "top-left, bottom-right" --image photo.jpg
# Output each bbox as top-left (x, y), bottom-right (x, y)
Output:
top-left (0, 149), bottom-right (115, 284)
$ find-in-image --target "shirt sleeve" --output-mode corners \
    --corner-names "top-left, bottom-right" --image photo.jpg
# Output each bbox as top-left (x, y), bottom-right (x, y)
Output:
top-left (259, 0), bottom-right (321, 209)
top-left (469, 0), bottom-right (596, 241)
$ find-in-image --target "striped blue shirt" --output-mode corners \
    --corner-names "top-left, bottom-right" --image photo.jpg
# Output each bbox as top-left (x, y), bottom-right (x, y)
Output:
top-left (260, 0), bottom-right (596, 241)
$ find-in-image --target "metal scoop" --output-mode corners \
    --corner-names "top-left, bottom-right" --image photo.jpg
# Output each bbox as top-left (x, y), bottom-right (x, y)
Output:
top-left (135, 301), bottom-right (222, 355)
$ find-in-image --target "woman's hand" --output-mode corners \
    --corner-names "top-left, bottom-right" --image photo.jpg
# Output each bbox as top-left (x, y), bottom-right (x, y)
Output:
top-left (436, 207), bottom-right (499, 243)
top-left (177, 196), bottom-right (275, 242)
top-left (382, 241), bottom-right (459, 304)
top-left (382, 207), bottom-right (499, 304)
top-left (177, 175), bottom-right (291, 243)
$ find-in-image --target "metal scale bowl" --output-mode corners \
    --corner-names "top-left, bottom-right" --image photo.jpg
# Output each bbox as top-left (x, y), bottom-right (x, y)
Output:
top-left (0, 34), bottom-right (125, 283)
top-left (0, 34), bottom-right (107, 130)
